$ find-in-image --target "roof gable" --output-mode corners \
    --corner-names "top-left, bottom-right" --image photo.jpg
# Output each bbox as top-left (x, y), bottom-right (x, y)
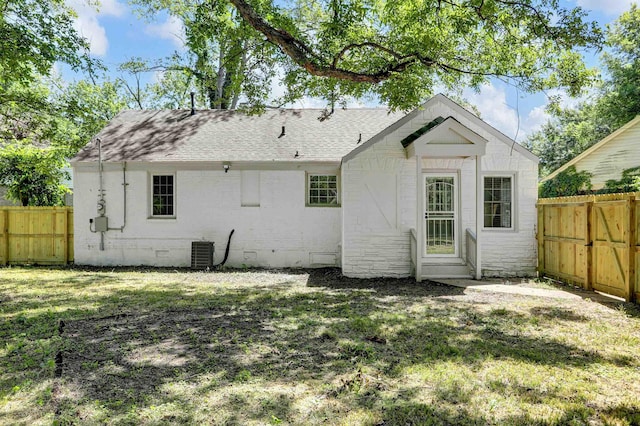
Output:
top-left (343, 94), bottom-right (538, 163)
top-left (541, 115), bottom-right (640, 183)
top-left (404, 116), bottom-right (487, 158)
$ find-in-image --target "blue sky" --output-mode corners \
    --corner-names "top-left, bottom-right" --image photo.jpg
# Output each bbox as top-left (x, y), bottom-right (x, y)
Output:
top-left (66, 0), bottom-right (638, 141)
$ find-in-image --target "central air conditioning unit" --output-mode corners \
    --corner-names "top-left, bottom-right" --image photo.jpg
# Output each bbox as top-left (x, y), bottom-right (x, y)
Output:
top-left (191, 241), bottom-right (214, 269)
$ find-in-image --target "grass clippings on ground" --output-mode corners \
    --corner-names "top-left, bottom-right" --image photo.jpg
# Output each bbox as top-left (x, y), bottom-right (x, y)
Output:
top-left (1, 267), bottom-right (639, 425)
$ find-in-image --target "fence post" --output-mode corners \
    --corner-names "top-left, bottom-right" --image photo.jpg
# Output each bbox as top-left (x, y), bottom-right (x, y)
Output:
top-left (1, 210), bottom-right (7, 266)
top-left (585, 201), bottom-right (593, 291)
top-left (63, 208), bottom-right (69, 265)
top-left (537, 203), bottom-right (544, 277)
top-left (628, 196), bottom-right (636, 302)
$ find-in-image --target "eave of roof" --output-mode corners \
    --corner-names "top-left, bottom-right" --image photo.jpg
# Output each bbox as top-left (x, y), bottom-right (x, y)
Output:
top-left (71, 108), bottom-right (403, 164)
top-left (541, 114), bottom-right (640, 182)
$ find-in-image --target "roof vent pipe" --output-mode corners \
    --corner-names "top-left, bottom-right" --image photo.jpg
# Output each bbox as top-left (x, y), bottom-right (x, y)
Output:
top-left (279, 126), bottom-right (285, 138)
top-left (190, 92), bottom-right (196, 115)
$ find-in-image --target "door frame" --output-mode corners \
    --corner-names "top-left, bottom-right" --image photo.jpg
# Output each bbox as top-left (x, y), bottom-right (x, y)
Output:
top-left (423, 172), bottom-right (460, 258)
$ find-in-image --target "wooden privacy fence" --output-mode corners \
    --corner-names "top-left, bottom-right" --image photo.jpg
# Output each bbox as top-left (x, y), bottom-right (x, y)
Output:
top-left (537, 192), bottom-right (639, 302)
top-left (0, 207), bottom-right (74, 265)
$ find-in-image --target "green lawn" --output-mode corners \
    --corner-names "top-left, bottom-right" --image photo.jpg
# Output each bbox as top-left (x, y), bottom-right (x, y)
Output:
top-left (1, 267), bottom-right (639, 425)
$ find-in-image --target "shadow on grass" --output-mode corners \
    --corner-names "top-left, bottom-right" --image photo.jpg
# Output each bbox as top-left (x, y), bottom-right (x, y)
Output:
top-left (528, 306), bottom-right (589, 322)
top-left (52, 293), bottom-right (626, 421)
top-left (535, 276), bottom-right (640, 318)
top-left (1, 267), bottom-right (639, 424)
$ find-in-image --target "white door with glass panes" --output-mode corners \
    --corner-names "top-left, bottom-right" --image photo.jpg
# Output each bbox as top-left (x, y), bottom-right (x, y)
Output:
top-left (424, 174), bottom-right (458, 256)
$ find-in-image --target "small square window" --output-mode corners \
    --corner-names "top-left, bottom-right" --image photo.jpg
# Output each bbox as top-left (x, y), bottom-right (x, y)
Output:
top-left (308, 174), bottom-right (339, 206)
top-left (483, 176), bottom-right (512, 228)
top-left (152, 174), bottom-right (175, 217)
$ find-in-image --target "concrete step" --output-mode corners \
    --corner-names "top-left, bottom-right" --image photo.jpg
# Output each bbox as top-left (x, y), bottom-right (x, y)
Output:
top-left (421, 262), bottom-right (472, 279)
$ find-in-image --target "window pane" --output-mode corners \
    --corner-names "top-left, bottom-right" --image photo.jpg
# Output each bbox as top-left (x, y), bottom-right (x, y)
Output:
top-left (308, 175), bottom-right (338, 205)
top-left (426, 177), bottom-right (454, 212)
top-left (152, 175), bottom-right (175, 216)
top-left (483, 177), bottom-right (511, 228)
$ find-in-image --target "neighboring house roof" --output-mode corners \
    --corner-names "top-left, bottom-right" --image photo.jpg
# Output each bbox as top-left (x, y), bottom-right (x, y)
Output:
top-left (541, 115), bottom-right (640, 187)
top-left (343, 94), bottom-right (538, 163)
top-left (72, 108), bottom-right (403, 163)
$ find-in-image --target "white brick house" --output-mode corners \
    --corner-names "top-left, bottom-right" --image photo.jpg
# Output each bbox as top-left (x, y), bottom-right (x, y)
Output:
top-left (71, 94), bottom-right (538, 279)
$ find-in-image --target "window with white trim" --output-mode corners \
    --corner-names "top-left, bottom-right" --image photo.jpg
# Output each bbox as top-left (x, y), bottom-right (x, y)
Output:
top-left (483, 176), bottom-right (512, 228)
top-left (151, 174), bottom-right (175, 217)
top-left (308, 174), bottom-right (339, 206)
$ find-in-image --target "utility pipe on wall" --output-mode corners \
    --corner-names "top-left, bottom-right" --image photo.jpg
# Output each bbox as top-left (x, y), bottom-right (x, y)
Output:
top-left (97, 138), bottom-right (105, 250)
top-left (107, 161), bottom-right (127, 232)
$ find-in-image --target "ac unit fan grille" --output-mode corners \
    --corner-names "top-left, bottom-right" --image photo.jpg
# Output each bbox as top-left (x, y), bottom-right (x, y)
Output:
top-left (191, 241), bottom-right (214, 269)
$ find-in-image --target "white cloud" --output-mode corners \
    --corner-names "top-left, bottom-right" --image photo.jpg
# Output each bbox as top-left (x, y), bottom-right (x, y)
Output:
top-left (464, 84), bottom-right (522, 140)
top-left (521, 105), bottom-right (550, 138)
top-left (145, 16), bottom-right (186, 49)
top-left (462, 84), bottom-right (590, 142)
top-left (576, 0), bottom-right (635, 15)
top-left (97, 0), bottom-right (126, 17)
top-left (68, 0), bottom-right (126, 56)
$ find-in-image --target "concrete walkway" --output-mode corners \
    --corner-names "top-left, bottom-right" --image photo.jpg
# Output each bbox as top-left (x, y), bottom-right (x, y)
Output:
top-left (435, 278), bottom-right (623, 303)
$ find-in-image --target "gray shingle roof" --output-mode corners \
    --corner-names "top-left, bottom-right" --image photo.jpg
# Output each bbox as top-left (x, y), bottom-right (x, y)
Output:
top-left (72, 108), bottom-right (403, 163)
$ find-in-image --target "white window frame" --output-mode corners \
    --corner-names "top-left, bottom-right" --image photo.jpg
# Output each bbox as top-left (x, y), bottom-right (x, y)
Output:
top-left (306, 173), bottom-right (340, 207)
top-left (149, 173), bottom-right (176, 218)
top-left (482, 174), bottom-right (515, 231)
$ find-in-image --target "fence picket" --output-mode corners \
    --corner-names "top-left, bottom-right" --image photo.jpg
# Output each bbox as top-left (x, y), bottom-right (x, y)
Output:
top-left (0, 207), bottom-right (74, 265)
top-left (538, 192), bottom-right (639, 303)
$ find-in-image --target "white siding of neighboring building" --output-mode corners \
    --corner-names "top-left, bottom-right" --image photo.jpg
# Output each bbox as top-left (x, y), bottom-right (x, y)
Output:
top-left (572, 121), bottom-right (640, 189)
top-left (342, 99), bottom-right (538, 278)
top-left (73, 163), bottom-right (342, 268)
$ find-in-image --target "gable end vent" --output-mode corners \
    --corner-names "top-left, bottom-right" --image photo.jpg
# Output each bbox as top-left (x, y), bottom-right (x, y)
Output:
top-left (191, 241), bottom-right (214, 269)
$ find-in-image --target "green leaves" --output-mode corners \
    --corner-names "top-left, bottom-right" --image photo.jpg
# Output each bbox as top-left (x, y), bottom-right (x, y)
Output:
top-left (602, 167), bottom-right (640, 194)
top-left (538, 166), bottom-right (592, 198)
top-left (54, 79), bottom-right (129, 156)
top-left (130, 0), bottom-right (603, 111)
top-left (0, 0), bottom-right (99, 87)
top-left (0, 144), bottom-right (69, 206)
top-left (524, 103), bottom-right (611, 177)
top-left (526, 5), bottom-right (640, 182)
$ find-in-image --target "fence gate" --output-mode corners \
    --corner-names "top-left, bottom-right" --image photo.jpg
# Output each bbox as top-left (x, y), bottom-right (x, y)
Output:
top-left (537, 193), bottom-right (638, 303)
top-left (591, 199), bottom-right (633, 299)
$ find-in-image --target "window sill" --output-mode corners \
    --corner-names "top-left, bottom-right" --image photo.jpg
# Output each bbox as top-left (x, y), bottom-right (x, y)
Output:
top-left (482, 227), bottom-right (516, 232)
top-left (148, 216), bottom-right (177, 220)
top-left (306, 204), bottom-right (341, 208)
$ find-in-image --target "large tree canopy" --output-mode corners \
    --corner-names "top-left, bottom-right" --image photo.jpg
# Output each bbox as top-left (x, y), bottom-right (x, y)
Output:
top-left (131, 0), bottom-right (603, 110)
top-left (128, 0), bottom-right (280, 110)
top-left (232, 0), bottom-right (602, 109)
top-left (0, 0), bottom-right (97, 101)
top-left (526, 5), bottom-right (640, 178)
